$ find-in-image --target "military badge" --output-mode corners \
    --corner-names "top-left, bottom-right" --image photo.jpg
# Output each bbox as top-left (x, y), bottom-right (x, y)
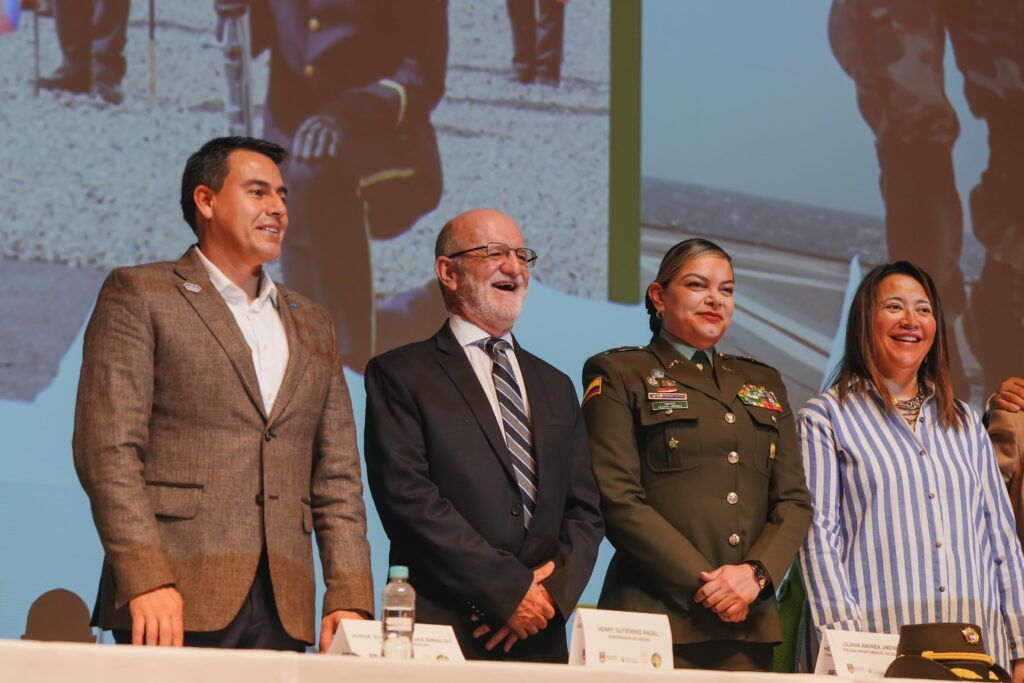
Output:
top-left (652, 400), bottom-right (687, 411)
top-left (583, 377), bottom-right (602, 405)
top-left (737, 384), bottom-right (783, 412)
top-left (962, 627), bottom-right (980, 645)
top-left (648, 392), bottom-right (687, 400)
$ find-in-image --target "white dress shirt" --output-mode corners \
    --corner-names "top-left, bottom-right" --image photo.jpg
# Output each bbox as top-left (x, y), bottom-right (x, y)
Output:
top-left (196, 248), bottom-right (290, 414)
top-left (449, 314), bottom-right (532, 439)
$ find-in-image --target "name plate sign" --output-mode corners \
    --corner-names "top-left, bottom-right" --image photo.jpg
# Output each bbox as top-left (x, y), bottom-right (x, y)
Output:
top-left (569, 608), bottom-right (672, 670)
top-left (815, 628), bottom-right (899, 677)
top-left (328, 619), bottom-right (465, 661)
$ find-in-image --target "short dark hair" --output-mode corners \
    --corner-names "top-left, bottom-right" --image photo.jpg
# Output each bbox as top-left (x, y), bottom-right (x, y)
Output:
top-left (830, 260), bottom-right (964, 430)
top-left (645, 238), bottom-right (732, 333)
top-left (179, 137), bottom-right (286, 234)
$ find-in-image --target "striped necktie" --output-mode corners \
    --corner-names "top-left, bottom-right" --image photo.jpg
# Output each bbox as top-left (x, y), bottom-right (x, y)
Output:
top-left (480, 337), bottom-right (537, 528)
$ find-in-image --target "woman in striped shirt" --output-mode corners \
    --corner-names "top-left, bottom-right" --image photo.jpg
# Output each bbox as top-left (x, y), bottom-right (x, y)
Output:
top-left (798, 261), bottom-right (1024, 674)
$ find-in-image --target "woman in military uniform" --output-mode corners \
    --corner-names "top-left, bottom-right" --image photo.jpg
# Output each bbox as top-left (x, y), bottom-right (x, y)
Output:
top-left (581, 238), bottom-right (812, 670)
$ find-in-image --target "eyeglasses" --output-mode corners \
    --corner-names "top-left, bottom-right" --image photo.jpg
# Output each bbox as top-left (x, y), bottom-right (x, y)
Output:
top-left (445, 242), bottom-right (539, 268)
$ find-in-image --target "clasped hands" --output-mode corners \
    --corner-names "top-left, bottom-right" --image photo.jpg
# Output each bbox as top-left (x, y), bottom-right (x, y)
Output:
top-left (693, 564), bottom-right (761, 623)
top-left (471, 561), bottom-right (556, 653)
top-left (993, 377), bottom-right (1024, 412)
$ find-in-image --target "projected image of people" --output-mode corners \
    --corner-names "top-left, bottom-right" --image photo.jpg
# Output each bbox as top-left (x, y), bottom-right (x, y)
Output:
top-left (828, 0), bottom-right (1024, 399)
top-left (216, 0), bottom-right (449, 370)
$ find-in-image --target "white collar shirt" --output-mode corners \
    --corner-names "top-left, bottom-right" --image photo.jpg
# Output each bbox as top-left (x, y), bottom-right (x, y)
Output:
top-left (196, 248), bottom-right (290, 414)
top-left (449, 314), bottom-right (532, 438)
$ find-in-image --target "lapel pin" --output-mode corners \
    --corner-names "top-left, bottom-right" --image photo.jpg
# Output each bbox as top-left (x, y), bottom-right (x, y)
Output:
top-left (668, 359), bottom-right (681, 368)
top-left (289, 302), bottom-right (298, 308)
top-left (183, 282), bottom-right (202, 293)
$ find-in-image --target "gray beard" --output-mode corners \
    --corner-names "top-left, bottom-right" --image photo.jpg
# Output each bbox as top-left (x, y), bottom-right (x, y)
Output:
top-left (460, 273), bottom-right (525, 330)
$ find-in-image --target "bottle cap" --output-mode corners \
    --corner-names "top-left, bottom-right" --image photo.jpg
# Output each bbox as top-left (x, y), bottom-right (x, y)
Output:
top-left (388, 565), bottom-right (409, 580)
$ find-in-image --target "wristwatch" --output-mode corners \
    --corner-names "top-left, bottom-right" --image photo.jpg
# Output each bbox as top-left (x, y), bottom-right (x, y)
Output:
top-left (748, 561), bottom-right (769, 592)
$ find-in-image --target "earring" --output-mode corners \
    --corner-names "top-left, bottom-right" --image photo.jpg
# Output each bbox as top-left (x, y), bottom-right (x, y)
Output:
top-left (656, 311), bottom-right (664, 319)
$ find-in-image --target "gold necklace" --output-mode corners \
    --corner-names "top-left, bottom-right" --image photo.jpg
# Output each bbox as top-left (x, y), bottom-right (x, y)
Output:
top-left (894, 385), bottom-right (926, 427)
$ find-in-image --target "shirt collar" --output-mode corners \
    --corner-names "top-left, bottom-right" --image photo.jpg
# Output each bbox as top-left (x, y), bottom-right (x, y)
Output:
top-left (659, 327), bottom-right (713, 367)
top-left (449, 314), bottom-right (513, 349)
top-left (863, 378), bottom-right (937, 403)
top-left (195, 246), bottom-right (278, 308)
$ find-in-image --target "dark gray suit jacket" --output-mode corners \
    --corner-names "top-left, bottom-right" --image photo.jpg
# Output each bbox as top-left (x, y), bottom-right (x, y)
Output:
top-left (363, 321), bottom-right (603, 662)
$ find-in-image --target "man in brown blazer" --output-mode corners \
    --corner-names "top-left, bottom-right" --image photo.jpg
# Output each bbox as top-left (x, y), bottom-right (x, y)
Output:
top-left (73, 137), bottom-right (373, 650)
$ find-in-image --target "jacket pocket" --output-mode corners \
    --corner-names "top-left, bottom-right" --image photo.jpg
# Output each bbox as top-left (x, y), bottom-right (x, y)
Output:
top-left (144, 481), bottom-right (203, 519)
top-left (640, 410), bottom-right (701, 472)
top-left (744, 408), bottom-right (782, 476)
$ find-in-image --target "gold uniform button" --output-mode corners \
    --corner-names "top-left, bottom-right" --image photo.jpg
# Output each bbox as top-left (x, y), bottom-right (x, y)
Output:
top-left (770, 415), bottom-right (777, 423)
top-left (665, 409), bottom-right (673, 416)
top-left (728, 533), bottom-right (740, 546)
top-left (304, 64), bottom-right (315, 77)
top-left (727, 492), bottom-right (738, 505)
top-left (309, 17), bottom-right (320, 31)
top-left (724, 412), bottom-right (736, 424)
top-left (727, 451), bottom-right (739, 464)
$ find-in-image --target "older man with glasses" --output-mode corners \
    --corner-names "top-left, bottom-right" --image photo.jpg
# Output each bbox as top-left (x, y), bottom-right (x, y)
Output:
top-left (363, 208), bottom-right (603, 662)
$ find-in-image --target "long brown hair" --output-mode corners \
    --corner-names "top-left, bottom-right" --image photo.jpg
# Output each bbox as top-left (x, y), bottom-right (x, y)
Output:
top-left (645, 238), bottom-right (732, 333)
top-left (830, 261), bottom-right (964, 430)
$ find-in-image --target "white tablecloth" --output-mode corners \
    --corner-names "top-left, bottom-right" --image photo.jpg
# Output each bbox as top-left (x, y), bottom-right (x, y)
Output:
top-left (0, 638), bottom-right (899, 683)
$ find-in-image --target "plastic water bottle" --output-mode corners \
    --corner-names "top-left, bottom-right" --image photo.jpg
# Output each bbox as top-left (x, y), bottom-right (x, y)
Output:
top-left (381, 565), bottom-right (415, 659)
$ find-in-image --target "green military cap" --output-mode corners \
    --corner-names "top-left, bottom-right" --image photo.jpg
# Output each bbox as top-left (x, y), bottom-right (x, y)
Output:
top-left (884, 623), bottom-right (1010, 682)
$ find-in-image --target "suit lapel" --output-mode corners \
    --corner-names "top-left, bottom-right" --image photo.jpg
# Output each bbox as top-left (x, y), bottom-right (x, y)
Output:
top-left (267, 288), bottom-right (310, 426)
top-left (173, 248), bottom-right (267, 420)
top-left (648, 335), bottom-right (732, 408)
top-left (714, 353), bottom-right (745, 410)
top-left (434, 323), bottom-right (518, 486)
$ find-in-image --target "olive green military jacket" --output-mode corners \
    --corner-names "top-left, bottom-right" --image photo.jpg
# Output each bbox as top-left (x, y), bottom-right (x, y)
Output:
top-left (581, 334), bottom-right (812, 645)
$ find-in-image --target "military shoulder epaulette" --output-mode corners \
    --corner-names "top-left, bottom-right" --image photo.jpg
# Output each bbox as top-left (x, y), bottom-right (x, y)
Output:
top-left (602, 345), bottom-right (648, 354)
top-left (719, 352), bottom-right (775, 370)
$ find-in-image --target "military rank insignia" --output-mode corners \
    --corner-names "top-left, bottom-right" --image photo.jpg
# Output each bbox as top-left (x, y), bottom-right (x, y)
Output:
top-left (738, 384), bottom-right (783, 412)
top-left (583, 377), bottom-right (602, 405)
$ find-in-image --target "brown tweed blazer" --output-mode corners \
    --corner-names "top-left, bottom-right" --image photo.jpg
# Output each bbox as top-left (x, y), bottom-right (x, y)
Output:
top-left (72, 247), bottom-right (373, 644)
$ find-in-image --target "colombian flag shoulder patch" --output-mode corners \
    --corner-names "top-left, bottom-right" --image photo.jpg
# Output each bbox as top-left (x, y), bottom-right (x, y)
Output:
top-left (583, 377), bottom-right (602, 405)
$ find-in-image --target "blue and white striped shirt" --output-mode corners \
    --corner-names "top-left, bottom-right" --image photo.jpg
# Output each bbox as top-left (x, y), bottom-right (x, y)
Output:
top-left (798, 385), bottom-right (1024, 668)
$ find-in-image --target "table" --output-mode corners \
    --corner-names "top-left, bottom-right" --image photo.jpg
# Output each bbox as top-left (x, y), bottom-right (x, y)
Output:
top-left (0, 638), bottom-right (899, 683)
